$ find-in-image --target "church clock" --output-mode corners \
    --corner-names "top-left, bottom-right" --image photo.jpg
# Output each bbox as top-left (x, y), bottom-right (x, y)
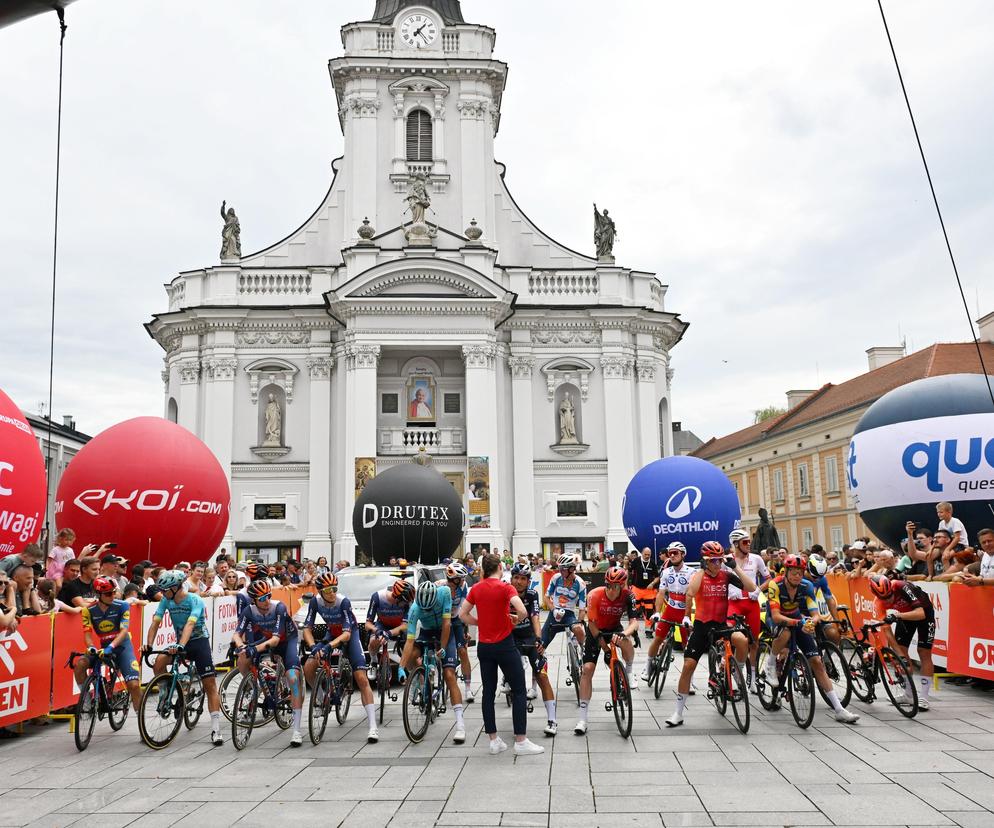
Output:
top-left (399, 11), bottom-right (439, 48)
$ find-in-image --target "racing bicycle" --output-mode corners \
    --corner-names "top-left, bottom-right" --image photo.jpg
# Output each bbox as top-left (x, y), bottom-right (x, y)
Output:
top-left (563, 626), bottom-right (583, 706)
top-left (402, 637), bottom-right (447, 743)
top-left (756, 622), bottom-right (817, 729)
top-left (600, 632), bottom-right (633, 739)
top-left (308, 645), bottom-right (354, 744)
top-left (837, 608), bottom-right (918, 718)
top-left (369, 634), bottom-right (403, 724)
top-left (706, 614), bottom-right (751, 734)
top-left (231, 649), bottom-right (294, 750)
top-left (67, 648), bottom-right (131, 751)
top-left (644, 623), bottom-right (682, 700)
top-left (138, 648), bottom-right (206, 749)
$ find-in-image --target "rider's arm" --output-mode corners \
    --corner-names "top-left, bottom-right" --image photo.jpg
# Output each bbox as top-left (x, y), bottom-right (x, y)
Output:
top-left (80, 607), bottom-right (97, 650)
top-left (177, 617), bottom-right (197, 647)
top-left (731, 563), bottom-right (757, 595)
top-left (145, 612), bottom-right (162, 649)
top-left (510, 594), bottom-right (526, 624)
top-left (685, 569), bottom-right (704, 600)
top-left (439, 616), bottom-right (451, 651)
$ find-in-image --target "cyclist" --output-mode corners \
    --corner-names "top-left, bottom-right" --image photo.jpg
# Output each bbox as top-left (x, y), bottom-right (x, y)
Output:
top-left (232, 580), bottom-right (304, 747)
top-left (302, 572), bottom-right (380, 743)
top-left (75, 576), bottom-right (142, 713)
top-left (641, 541), bottom-right (693, 683)
top-left (144, 570), bottom-right (224, 746)
top-left (400, 579), bottom-right (466, 743)
top-left (541, 553), bottom-right (587, 649)
top-left (509, 562), bottom-right (558, 735)
top-left (366, 578), bottom-right (414, 686)
top-left (446, 562), bottom-right (475, 703)
top-left (806, 553), bottom-right (842, 645)
top-left (666, 542), bottom-right (755, 728)
top-left (766, 555), bottom-right (860, 723)
top-left (727, 528), bottom-right (770, 689)
top-left (869, 574), bottom-right (935, 711)
top-left (574, 566), bottom-right (642, 735)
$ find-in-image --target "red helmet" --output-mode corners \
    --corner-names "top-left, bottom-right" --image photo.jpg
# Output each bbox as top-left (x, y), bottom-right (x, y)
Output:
top-left (392, 579), bottom-right (415, 603)
top-left (247, 580), bottom-right (272, 601)
top-left (605, 566), bottom-right (628, 585)
top-left (315, 572), bottom-right (338, 591)
top-left (868, 574), bottom-right (893, 599)
top-left (783, 554), bottom-right (806, 571)
top-left (244, 562), bottom-right (265, 580)
top-left (700, 541), bottom-right (725, 560)
top-left (93, 576), bottom-right (116, 595)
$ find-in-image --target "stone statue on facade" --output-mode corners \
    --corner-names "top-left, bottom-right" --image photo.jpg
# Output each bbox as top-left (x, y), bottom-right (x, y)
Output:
top-left (559, 392), bottom-right (578, 445)
top-left (220, 201), bottom-right (241, 260)
top-left (593, 203), bottom-right (617, 259)
top-left (404, 173), bottom-right (434, 246)
top-left (752, 507), bottom-right (781, 551)
top-left (263, 393), bottom-right (282, 446)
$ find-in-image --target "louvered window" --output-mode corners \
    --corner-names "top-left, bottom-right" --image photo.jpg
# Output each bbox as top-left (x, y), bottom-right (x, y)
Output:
top-left (406, 110), bottom-right (433, 162)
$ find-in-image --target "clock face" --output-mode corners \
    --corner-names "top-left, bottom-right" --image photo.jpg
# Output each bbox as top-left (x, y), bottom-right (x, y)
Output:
top-left (399, 13), bottom-right (439, 48)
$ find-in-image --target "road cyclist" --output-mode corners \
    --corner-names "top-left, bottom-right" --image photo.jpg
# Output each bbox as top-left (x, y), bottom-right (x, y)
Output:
top-left (642, 541), bottom-right (694, 687)
top-left (366, 578), bottom-right (415, 690)
top-left (445, 562), bottom-right (475, 703)
top-left (508, 562), bottom-right (558, 735)
top-left (726, 528), bottom-right (770, 690)
top-left (541, 553), bottom-right (587, 650)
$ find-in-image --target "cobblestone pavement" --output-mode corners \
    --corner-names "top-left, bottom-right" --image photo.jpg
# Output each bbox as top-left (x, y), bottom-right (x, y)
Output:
top-left (3, 629), bottom-right (994, 827)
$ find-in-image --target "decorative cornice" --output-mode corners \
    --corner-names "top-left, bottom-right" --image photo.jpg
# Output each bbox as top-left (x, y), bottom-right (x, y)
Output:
top-left (600, 356), bottom-right (635, 379)
top-left (346, 344), bottom-right (381, 371)
top-left (457, 98), bottom-right (490, 120)
top-left (237, 329), bottom-right (310, 347)
top-left (204, 358), bottom-right (238, 381)
top-left (533, 460), bottom-right (609, 473)
top-left (342, 93), bottom-right (381, 119)
top-left (356, 272), bottom-right (489, 299)
top-left (508, 356), bottom-right (534, 379)
top-left (307, 357), bottom-right (334, 380)
top-left (531, 329), bottom-right (601, 346)
top-left (462, 343), bottom-right (497, 369)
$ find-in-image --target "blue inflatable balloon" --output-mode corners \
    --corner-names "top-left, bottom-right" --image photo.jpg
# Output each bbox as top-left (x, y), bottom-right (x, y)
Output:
top-left (623, 456), bottom-right (742, 563)
top-left (849, 373), bottom-right (994, 551)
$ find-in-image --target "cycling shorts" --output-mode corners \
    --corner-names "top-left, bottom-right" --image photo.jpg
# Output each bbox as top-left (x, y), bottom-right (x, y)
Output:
top-left (774, 623), bottom-right (819, 659)
top-left (452, 621), bottom-right (467, 650)
top-left (311, 629), bottom-right (367, 671)
top-left (654, 604), bottom-right (687, 640)
top-left (512, 634), bottom-right (547, 673)
top-left (112, 638), bottom-right (140, 683)
top-left (729, 598), bottom-right (761, 639)
top-left (684, 620), bottom-right (727, 663)
top-left (581, 627), bottom-right (623, 666)
top-left (179, 637), bottom-right (216, 679)
top-left (895, 616), bottom-right (935, 651)
top-left (415, 631), bottom-right (458, 670)
top-left (272, 640), bottom-right (300, 671)
top-left (541, 609), bottom-right (580, 647)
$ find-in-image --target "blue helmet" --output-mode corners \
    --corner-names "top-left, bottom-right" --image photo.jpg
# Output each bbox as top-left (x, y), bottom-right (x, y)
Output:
top-left (510, 563), bottom-right (531, 577)
top-left (155, 569), bottom-right (185, 592)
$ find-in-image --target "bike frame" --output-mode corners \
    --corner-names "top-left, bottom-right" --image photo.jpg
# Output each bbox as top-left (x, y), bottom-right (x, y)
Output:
top-left (68, 650), bottom-right (117, 717)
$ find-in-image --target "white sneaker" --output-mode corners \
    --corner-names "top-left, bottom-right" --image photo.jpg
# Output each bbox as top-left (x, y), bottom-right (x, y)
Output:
top-left (665, 712), bottom-right (684, 728)
top-left (544, 720), bottom-right (558, 736)
top-left (489, 737), bottom-right (508, 755)
top-left (501, 681), bottom-right (511, 693)
top-left (464, 689), bottom-right (474, 704)
top-left (453, 726), bottom-right (466, 744)
top-left (891, 688), bottom-right (907, 703)
top-left (629, 674), bottom-right (640, 692)
top-left (573, 719), bottom-right (588, 735)
top-left (514, 738), bottom-right (545, 756)
top-left (367, 727), bottom-right (379, 743)
top-left (290, 730), bottom-right (303, 747)
top-left (526, 686), bottom-right (537, 700)
top-left (834, 708), bottom-right (860, 724)
top-left (211, 729), bottom-right (223, 747)
top-left (639, 667), bottom-right (651, 682)
top-left (917, 698), bottom-right (930, 711)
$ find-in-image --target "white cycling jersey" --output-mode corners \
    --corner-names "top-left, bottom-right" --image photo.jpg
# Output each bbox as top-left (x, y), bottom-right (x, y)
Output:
top-left (659, 565), bottom-right (691, 610)
top-left (727, 552), bottom-right (769, 602)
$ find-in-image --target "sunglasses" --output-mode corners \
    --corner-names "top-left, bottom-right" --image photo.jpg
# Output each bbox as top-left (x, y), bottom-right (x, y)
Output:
top-left (320, 586), bottom-right (338, 594)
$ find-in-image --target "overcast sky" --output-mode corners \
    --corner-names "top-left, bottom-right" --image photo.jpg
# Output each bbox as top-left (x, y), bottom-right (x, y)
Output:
top-left (2, 0), bottom-right (992, 443)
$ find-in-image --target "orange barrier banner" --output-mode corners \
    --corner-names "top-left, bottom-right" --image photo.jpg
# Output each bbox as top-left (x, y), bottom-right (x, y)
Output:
top-left (947, 584), bottom-right (994, 679)
top-left (0, 614), bottom-right (54, 728)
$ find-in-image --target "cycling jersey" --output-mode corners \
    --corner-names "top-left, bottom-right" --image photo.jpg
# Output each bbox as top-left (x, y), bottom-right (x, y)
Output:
top-left (874, 580), bottom-right (933, 617)
top-left (366, 589), bottom-right (409, 629)
top-left (585, 586), bottom-right (641, 631)
top-left (304, 592), bottom-right (359, 639)
top-left (693, 568), bottom-right (744, 624)
top-left (512, 588), bottom-right (541, 639)
top-left (82, 599), bottom-right (131, 645)
top-left (155, 592), bottom-right (209, 640)
top-left (766, 576), bottom-right (818, 619)
top-left (237, 601), bottom-right (298, 647)
top-left (406, 584), bottom-right (453, 636)
top-left (449, 581), bottom-right (468, 623)
top-left (807, 573), bottom-right (833, 600)
top-left (728, 553), bottom-right (769, 601)
top-left (659, 565), bottom-right (692, 610)
top-left (546, 573), bottom-right (587, 612)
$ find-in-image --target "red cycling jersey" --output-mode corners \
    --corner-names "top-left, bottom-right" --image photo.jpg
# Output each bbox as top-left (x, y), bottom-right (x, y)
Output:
top-left (586, 586), bottom-right (641, 631)
top-left (692, 568), bottom-right (744, 624)
top-left (874, 580), bottom-right (933, 617)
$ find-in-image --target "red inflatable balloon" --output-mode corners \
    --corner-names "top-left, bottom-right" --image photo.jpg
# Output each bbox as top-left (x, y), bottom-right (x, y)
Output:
top-left (0, 388), bottom-right (47, 557)
top-left (56, 417), bottom-right (230, 568)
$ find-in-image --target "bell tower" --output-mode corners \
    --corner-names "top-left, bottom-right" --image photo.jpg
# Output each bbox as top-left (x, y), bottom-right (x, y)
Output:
top-left (330, 1), bottom-right (507, 243)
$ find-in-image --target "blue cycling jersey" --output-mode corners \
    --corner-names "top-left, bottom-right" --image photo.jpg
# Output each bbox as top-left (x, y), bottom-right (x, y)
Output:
top-left (236, 601), bottom-right (298, 647)
top-left (808, 574), bottom-right (833, 599)
top-left (449, 582), bottom-right (468, 622)
top-left (304, 593), bottom-right (358, 639)
top-left (546, 573), bottom-right (587, 612)
top-left (155, 592), bottom-right (209, 640)
top-left (407, 585), bottom-right (453, 636)
top-left (82, 599), bottom-right (131, 645)
top-left (366, 589), bottom-right (409, 628)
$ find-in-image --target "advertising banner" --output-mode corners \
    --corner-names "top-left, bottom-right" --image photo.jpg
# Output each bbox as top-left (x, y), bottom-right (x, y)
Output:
top-left (140, 600), bottom-right (177, 682)
top-left (0, 615), bottom-right (53, 727)
top-left (210, 597), bottom-right (238, 665)
top-left (468, 457), bottom-right (490, 529)
top-left (947, 584), bottom-right (994, 679)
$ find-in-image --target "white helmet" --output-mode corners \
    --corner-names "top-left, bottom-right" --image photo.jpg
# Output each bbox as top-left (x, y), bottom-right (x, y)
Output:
top-left (666, 541), bottom-right (687, 555)
top-left (416, 580), bottom-right (438, 610)
top-left (807, 554), bottom-right (828, 577)
top-left (557, 553), bottom-right (578, 569)
top-left (729, 529), bottom-right (751, 545)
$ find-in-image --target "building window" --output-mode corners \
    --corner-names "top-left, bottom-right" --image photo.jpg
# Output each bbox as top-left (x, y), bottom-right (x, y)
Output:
top-left (798, 463), bottom-right (809, 498)
top-left (406, 110), bottom-right (433, 162)
top-left (443, 393), bottom-right (461, 414)
top-left (557, 499), bottom-right (588, 518)
top-left (802, 528), bottom-right (814, 549)
top-left (824, 456), bottom-right (839, 493)
top-left (381, 393), bottom-right (399, 414)
top-left (831, 526), bottom-right (844, 552)
top-left (254, 503), bottom-right (287, 521)
top-left (773, 468), bottom-right (784, 501)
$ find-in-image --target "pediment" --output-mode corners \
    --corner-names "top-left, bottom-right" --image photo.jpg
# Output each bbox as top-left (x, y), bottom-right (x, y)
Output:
top-left (332, 259), bottom-right (508, 302)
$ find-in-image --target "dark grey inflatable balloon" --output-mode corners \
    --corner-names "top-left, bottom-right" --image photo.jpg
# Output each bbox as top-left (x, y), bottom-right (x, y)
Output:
top-left (352, 464), bottom-right (465, 565)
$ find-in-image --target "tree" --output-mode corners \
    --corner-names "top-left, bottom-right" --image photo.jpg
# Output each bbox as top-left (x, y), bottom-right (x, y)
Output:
top-left (753, 405), bottom-right (786, 424)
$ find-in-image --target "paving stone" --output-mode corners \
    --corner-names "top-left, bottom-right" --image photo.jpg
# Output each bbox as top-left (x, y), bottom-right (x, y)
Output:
top-left (235, 800), bottom-right (356, 825)
top-left (596, 795), bottom-right (705, 813)
top-left (340, 800), bottom-right (402, 826)
top-left (659, 815), bottom-right (714, 827)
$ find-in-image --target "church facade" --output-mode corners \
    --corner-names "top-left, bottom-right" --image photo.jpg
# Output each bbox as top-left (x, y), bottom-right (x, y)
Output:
top-left (147, 0), bottom-right (687, 565)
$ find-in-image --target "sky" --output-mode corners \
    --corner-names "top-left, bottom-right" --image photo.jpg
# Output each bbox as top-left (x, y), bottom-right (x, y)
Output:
top-left (2, 0), bottom-right (992, 443)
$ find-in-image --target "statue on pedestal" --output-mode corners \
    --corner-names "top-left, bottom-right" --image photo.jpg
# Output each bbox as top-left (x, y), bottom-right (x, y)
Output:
top-left (220, 201), bottom-right (241, 259)
top-left (404, 173), bottom-right (435, 246)
top-left (559, 392), bottom-right (578, 445)
top-left (752, 507), bottom-right (781, 551)
top-left (593, 203), bottom-right (617, 259)
top-left (263, 394), bottom-right (282, 446)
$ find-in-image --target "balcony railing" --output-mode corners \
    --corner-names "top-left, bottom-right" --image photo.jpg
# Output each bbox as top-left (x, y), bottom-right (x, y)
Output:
top-left (378, 426), bottom-right (465, 456)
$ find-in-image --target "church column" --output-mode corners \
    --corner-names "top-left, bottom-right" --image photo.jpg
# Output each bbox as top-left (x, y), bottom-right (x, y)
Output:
top-left (463, 342), bottom-right (503, 550)
top-left (508, 353), bottom-right (540, 556)
top-left (635, 357), bottom-right (660, 467)
top-left (303, 353), bottom-right (334, 559)
top-left (202, 354), bottom-right (237, 547)
top-left (177, 359), bottom-right (201, 436)
top-left (344, 87), bottom-right (380, 240)
top-left (457, 96), bottom-right (490, 236)
top-left (601, 354), bottom-right (636, 549)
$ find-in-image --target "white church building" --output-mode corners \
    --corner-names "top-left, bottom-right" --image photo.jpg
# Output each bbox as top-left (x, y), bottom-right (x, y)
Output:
top-left (147, 0), bottom-right (687, 565)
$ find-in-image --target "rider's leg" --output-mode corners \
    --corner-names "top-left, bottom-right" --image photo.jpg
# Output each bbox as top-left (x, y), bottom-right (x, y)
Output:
top-left (620, 637), bottom-right (636, 679)
top-left (125, 679), bottom-right (142, 711)
top-left (577, 661), bottom-right (595, 723)
top-left (731, 631), bottom-right (749, 664)
top-left (459, 645), bottom-right (472, 697)
top-left (73, 655), bottom-right (89, 687)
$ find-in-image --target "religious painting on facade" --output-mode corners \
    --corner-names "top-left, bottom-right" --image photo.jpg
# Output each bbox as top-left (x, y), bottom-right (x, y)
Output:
top-left (354, 457), bottom-right (376, 499)
top-left (406, 376), bottom-right (436, 422)
top-left (467, 456), bottom-right (490, 529)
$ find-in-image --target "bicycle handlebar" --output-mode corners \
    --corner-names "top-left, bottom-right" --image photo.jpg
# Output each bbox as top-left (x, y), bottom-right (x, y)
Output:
top-left (142, 647), bottom-right (192, 668)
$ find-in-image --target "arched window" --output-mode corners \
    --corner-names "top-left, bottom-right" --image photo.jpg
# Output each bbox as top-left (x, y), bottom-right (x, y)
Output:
top-left (406, 109), bottom-right (433, 162)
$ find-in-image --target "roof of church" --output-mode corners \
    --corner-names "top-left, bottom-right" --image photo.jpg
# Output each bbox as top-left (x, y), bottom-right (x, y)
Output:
top-left (371, 1), bottom-right (465, 24)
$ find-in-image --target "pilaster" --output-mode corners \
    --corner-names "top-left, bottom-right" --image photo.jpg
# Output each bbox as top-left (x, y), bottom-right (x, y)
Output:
top-left (508, 352), bottom-right (540, 555)
top-left (463, 341), bottom-right (503, 548)
top-left (601, 353), bottom-right (636, 547)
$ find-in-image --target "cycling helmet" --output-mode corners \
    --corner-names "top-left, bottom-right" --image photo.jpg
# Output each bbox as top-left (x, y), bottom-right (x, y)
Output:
top-left (155, 570), bottom-right (185, 593)
top-left (868, 574), bottom-right (894, 599)
top-left (93, 576), bottom-right (116, 595)
top-left (557, 553), bottom-right (577, 569)
top-left (605, 566), bottom-right (628, 585)
top-left (510, 562), bottom-right (532, 577)
top-left (700, 541), bottom-right (725, 560)
top-left (247, 580), bottom-right (272, 601)
top-left (315, 572), bottom-right (338, 591)
top-left (783, 554), bottom-right (806, 571)
top-left (396, 558), bottom-right (409, 568)
top-left (446, 562), bottom-right (468, 580)
top-left (416, 580), bottom-right (438, 610)
top-left (666, 541), bottom-right (687, 555)
top-left (392, 579), bottom-right (415, 603)
top-left (244, 562), bottom-right (265, 580)
top-left (807, 553), bottom-right (828, 577)
top-left (729, 528), bottom-right (751, 545)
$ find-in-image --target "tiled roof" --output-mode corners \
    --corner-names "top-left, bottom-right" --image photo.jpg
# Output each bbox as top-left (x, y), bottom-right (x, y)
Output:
top-left (692, 342), bottom-right (994, 460)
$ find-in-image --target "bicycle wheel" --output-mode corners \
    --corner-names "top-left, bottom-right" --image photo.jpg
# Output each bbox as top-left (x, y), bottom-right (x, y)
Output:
top-left (727, 657), bottom-right (751, 735)
top-left (707, 645), bottom-right (727, 716)
top-left (402, 666), bottom-right (431, 743)
top-left (567, 639), bottom-right (582, 705)
top-left (818, 641), bottom-right (852, 709)
top-left (273, 663), bottom-right (294, 730)
top-left (231, 674), bottom-right (259, 751)
top-left (654, 636), bottom-right (674, 699)
top-left (879, 647), bottom-right (918, 718)
top-left (105, 670), bottom-right (130, 732)
top-left (74, 675), bottom-right (98, 751)
top-left (308, 667), bottom-right (332, 745)
top-left (378, 653), bottom-right (390, 724)
top-left (218, 668), bottom-right (242, 722)
top-left (840, 639), bottom-right (873, 703)
top-left (787, 655), bottom-right (816, 729)
top-left (610, 661), bottom-right (633, 739)
top-left (756, 640), bottom-right (781, 711)
top-left (336, 658), bottom-right (353, 725)
top-left (138, 673), bottom-right (185, 750)
top-left (183, 671), bottom-right (205, 730)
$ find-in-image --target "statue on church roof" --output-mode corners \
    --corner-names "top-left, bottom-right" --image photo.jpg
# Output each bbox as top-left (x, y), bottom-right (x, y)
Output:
top-left (593, 203), bottom-right (617, 260)
top-left (220, 200), bottom-right (241, 260)
top-left (405, 173), bottom-right (431, 225)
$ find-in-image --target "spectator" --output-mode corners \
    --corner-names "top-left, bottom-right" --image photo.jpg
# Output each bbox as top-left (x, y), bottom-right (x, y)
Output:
top-left (45, 528), bottom-right (76, 589)
top-left (36, 578), bottom-right (79, 613)
top-left (221, 570), bottom-right (240, 593)
top-left (0, 572), bottom-right (19, 631)
top-left (0, 543), bottom-right (45, 578)
top-left (122, 583), bottom-right (148, 605)
top-left (176, 561), bottom-right (192, 577)
top-left (185, 561), bottom-right (208, 595)
top-left (11, 564), bottom-right (41, 616)
top-left (926, 529), bottom-right (952, 578)
top-left (144, 567), bottom-right (165, 602)
top-left (825, 551), bottom-right (845, 573)
top-left (61, 558), bottom-right (81, 588)
top-left (937, 500), bottom-right (967, 553)
top-left (865, 549), bottom-right (897, 578)
top-left (285, 559), bottom-right (302, 584)
top-left (959, 528), bottom-right (994, 586)
top-left (845, 541), bottom-right (867, 574)
top-left (335, 560), bottom-right (349, 572)
top-left (316, 556), bottom-right (331, 575)
top-left (58, 555), bottom-right (99, 608)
